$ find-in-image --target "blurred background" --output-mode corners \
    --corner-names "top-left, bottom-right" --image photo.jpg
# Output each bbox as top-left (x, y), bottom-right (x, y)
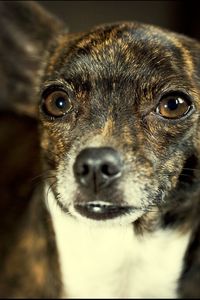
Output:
top-left (38, 1), bottom-right (200, 40)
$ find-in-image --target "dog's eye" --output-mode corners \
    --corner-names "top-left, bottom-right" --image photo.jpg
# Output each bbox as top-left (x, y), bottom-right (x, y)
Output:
top-left (42, 90), bottom-right (72, 117)
top-left (156, 93), bottom-right (192, 119)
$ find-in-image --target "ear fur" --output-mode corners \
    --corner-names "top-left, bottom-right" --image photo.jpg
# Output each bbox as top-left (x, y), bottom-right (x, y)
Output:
top-left (0, 1), bottom-right (65, 117)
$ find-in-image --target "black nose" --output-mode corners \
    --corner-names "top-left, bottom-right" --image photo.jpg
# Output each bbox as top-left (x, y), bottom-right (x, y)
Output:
top-left (73, 147), bottom-right (123, 192)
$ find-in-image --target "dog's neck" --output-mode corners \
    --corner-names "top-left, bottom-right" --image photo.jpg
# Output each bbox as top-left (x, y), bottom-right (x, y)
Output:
top-left (45, 183), bottom-right (191, 298)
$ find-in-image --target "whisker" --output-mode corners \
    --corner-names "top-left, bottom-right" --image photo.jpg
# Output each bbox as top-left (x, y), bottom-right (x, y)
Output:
top-left (45, 180), bottom-right (57, 211)
top-left (30, 169), bottom-right (56, 182)
top-left (182, 167), bottom-right (200, 172)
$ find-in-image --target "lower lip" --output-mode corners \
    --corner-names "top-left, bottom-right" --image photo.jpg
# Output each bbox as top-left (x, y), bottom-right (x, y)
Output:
top-left (74, 201), bottom-right (136, 221)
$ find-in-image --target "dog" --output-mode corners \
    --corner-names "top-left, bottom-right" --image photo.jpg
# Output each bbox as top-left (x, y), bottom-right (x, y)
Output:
top-left (1, 1), bottom-right (200, 298)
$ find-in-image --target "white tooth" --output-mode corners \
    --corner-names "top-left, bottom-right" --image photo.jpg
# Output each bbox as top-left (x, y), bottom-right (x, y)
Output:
top-left (92, 206), bottom-right (103, 213)
top-left (88, 201), bottom-right (112, 207)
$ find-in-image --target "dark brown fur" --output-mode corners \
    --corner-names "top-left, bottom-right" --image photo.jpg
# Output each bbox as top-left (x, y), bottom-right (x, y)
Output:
top-left (1, 1), bottom-right (200, 298)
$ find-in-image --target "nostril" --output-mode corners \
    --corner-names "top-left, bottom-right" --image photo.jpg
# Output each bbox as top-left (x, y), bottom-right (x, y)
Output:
top-left (77, 163), bottom-right (90, 176)
top-left (101, 163), bottom-right (120, 177)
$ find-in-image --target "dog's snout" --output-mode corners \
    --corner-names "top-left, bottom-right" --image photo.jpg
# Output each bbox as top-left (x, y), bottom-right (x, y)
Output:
top-left (73, 147), bottom-right (123, 192)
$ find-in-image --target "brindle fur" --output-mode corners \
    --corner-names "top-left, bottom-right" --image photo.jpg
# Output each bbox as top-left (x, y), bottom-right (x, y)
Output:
top-left (1, 1), bottom-right (200, 298)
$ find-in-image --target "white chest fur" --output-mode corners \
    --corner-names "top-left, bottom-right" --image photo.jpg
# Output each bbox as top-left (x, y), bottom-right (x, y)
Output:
top-left (46, 190), bottom-right (191, 298)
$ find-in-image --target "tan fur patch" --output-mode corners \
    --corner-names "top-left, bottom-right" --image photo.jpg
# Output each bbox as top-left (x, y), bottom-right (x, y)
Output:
top-left (102, 117), bottom-right (114, 137)
top-left (122, 125), bottom-right (134, 145)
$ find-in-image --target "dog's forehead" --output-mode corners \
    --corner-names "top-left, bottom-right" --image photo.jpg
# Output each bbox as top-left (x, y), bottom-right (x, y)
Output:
top-left (52, 22), bottom-right (189, 81)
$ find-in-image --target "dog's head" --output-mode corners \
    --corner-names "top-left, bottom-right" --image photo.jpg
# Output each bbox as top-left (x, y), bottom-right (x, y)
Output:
top-left (1, 2), bottom-right (200, 227)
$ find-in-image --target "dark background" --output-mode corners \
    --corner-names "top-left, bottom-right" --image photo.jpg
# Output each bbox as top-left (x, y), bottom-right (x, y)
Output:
top-left (38, 1), bottom-right (200, 40)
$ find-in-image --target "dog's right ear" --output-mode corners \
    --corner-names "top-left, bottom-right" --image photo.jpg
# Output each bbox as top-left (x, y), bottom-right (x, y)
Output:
top-left (0, 1), bottom-right (65, 117)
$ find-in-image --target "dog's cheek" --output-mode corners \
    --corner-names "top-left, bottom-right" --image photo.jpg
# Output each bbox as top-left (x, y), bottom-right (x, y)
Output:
top-left (40, 120), bottom-right (74, 159)
top-left (56, 150), bottom-right (79, 207)
top-left (192, 118), bottom-right (200, 158)
top-left (40, 129), bottom-right (59, 168)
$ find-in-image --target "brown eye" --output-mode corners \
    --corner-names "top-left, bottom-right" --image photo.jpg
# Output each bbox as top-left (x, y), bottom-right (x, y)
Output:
top-left (43, 90), bottom-right (72, 117)
top-left (156, 93), bottom-right (192, 119)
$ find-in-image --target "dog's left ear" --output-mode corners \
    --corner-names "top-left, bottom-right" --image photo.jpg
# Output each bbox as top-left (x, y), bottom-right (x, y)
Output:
top-left (0, 1), bottom-right (65, 117)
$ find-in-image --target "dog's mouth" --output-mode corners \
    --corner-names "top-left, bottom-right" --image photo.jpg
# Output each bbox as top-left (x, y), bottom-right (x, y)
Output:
top-left (74, 201), bottom-right (137, 220)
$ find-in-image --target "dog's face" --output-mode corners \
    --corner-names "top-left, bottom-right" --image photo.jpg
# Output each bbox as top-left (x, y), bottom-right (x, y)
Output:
top-left (1, 2), bottom-right (200, 226)
top-left (37, 22), bottom-right (200, 226)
